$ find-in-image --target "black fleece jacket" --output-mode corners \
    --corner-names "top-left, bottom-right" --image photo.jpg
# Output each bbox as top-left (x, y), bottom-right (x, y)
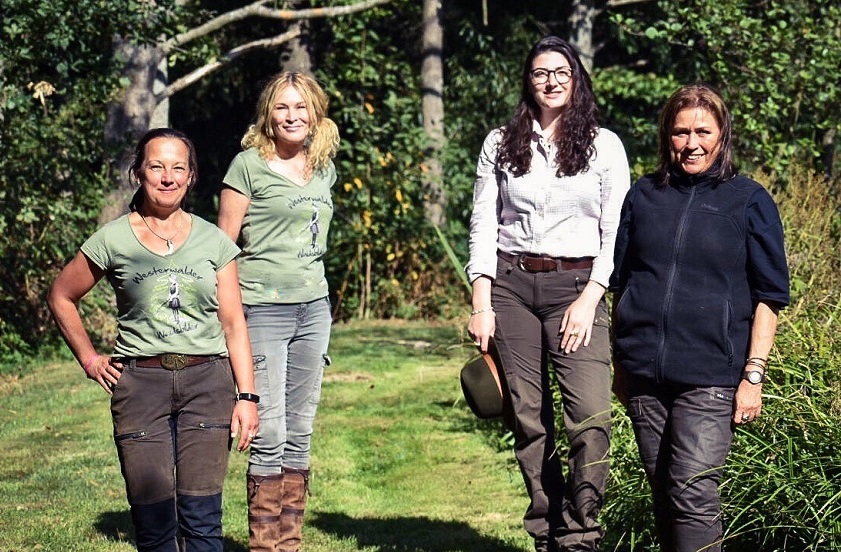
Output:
top-left (609, 171), bottom-right (790, 387)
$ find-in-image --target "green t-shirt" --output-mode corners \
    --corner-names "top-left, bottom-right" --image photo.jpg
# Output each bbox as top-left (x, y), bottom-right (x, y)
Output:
top-left (222, 148), bottom-right (336, 305)
top-left (81, 214), bottom-right (240, 358)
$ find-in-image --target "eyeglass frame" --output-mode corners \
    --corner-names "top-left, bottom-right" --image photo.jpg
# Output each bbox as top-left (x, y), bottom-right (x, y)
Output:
top-left (529, 67), bottom-right (573, 85)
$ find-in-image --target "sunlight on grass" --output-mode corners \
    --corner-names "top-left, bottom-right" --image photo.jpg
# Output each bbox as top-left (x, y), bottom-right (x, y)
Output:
top-left (0, 321), bottom-right (531, 552)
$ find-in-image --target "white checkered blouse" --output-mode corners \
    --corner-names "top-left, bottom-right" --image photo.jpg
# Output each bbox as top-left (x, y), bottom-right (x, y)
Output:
top-left (466, 121), bottom-right (630, 288)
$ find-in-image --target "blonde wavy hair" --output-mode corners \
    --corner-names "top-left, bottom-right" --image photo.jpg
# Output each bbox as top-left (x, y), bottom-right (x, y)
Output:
top-left (241, 71), bottom-right (340, 175)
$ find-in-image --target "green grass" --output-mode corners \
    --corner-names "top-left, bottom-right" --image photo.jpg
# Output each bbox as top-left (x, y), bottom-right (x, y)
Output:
top-left (3, 312), bottom-right (840, 551)
top-left (0, 320), bottom-right (531, 551)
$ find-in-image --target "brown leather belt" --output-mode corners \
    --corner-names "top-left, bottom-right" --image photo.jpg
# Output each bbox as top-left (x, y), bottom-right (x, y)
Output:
top-left (132, 354), bottom-right (222, 370)
top-left (498, 251), bottom-right (594, 273)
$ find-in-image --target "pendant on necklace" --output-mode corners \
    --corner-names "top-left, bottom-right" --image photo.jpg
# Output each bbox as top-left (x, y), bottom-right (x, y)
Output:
top-left (165, 239), bottom-right (174, 256)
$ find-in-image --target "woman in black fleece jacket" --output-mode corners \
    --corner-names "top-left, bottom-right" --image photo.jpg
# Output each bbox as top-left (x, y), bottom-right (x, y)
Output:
top-left (610, 84), bottom-right (790, 552)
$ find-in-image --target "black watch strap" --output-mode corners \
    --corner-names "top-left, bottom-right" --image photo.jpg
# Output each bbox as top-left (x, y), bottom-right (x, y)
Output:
top-left (236, 392), bottom-right (260, 403)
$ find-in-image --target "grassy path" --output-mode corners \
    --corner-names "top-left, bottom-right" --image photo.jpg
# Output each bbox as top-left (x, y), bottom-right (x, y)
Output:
top-left (0, 321), bottom-right (532, 551)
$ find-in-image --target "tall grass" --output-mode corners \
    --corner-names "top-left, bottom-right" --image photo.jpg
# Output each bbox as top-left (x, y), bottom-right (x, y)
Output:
top-left (603, 166), bottom-right (841, 551)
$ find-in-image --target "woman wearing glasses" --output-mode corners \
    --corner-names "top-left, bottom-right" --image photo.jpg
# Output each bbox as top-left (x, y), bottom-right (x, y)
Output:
top-left (466, 36), bottom-right (629, 551)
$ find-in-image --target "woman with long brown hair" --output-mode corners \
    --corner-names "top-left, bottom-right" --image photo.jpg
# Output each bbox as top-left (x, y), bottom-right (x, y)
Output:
top-left (466, 36), bottom-right (630, 551)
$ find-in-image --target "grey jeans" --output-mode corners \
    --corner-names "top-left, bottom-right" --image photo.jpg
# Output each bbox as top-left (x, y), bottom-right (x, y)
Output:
top-left (492, 255), bottom-right (612, 549)
top-left (244, 298), bottom-right (331, 475)
top-left (626, 378), bottom-right (736, 552)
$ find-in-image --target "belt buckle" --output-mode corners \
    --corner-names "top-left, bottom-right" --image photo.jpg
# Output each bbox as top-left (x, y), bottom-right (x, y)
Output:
top-left (160, 354), bottom-right (187, 370)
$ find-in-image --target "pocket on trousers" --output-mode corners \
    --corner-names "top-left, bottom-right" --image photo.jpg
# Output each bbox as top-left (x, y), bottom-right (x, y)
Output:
top-left (115, 430), bottom-right (148, 443)
top-left (109, 365), bottom-right (133, 397)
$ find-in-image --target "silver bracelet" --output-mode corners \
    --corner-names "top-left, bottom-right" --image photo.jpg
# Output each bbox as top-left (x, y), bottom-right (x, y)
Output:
top-left (470, 307), bottom-right (495, 316)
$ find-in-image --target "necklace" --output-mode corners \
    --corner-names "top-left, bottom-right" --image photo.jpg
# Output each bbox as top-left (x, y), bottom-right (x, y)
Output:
top-left (140, 213), bottom-right (181, 255)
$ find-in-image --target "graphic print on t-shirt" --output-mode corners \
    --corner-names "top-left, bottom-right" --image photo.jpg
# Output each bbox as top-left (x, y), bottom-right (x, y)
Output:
top-left (290, 194), bottom-right (331, 259)
top-left (304, 204), bottom-right (321, 248)
top-left (145, 265), bottom-right (200, 339)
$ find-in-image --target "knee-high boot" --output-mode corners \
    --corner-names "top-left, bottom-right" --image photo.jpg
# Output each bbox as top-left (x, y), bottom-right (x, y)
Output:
top-left (247, 473), bottom-right (284, 552)
top-left (278, 468), bottom-right (309, 552)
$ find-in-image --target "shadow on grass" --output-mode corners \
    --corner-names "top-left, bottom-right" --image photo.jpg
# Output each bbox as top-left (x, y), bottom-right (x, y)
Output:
top-left (94, 510), bottom-right (247, 551)
top-left (311, 511), bottom-right (523, 552)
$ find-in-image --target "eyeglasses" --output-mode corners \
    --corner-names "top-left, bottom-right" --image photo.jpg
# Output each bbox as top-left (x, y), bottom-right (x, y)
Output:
top-left (529, 67), bottom-right (573, 85)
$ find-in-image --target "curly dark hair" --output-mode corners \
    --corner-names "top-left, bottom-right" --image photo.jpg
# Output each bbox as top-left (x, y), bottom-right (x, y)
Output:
top-left (497, 36), bottom-right (599, 178)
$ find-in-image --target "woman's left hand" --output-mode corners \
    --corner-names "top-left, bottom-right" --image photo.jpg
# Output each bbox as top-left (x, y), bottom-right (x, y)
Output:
top-left (559, 298), bottom-right (595, 353)
top-left (733, 380), bottom-right (763, 425)
top-left (231, 401), bottom-right (260, 452)
top-left (559, 282), bottom-right (604, 354)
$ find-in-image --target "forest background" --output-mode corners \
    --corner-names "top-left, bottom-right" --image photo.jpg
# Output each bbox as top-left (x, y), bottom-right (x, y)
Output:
top-left (1, 0), bottom-right (840, 355)
top-left (1, 0), bottom-right (840, 549)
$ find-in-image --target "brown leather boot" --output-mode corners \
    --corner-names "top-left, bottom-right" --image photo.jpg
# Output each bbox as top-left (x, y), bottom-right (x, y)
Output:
top-left (278, 468), bottom-right (309, 552)
top-left (247, 473), bottom-right (284, 552)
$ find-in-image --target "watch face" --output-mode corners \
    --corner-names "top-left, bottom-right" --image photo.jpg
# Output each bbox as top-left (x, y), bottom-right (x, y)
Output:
top-left (747, 371), bottom-right (763, 384)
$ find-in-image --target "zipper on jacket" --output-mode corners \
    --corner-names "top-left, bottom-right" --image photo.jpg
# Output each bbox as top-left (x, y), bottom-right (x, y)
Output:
top-left (655, 186), bottom-right (696, 381)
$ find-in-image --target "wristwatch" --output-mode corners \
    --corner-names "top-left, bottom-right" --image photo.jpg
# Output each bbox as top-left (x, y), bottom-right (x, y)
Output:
top-left (236, 392), bottom-right (260, 403)
top-left (741, 370), bottom-right (766, 384)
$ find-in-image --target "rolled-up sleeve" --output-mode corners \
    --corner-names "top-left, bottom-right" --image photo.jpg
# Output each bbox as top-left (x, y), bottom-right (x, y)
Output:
top-left (465, 129), bottom-right (503, 283)
top-left (590, 130), bottom-right (631, 288)
top-left (746, 188), bottom-right (790, 307)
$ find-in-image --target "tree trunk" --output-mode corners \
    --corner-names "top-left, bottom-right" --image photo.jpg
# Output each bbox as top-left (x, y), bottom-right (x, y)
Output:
top-left (568, 0), bottom-right (598, 73)
top-left (102, 40), bottom-right (169, 222)
top-left (279, 0), bottom-right (313, 73)
top-left (421, 0), bottom-right (446, 227)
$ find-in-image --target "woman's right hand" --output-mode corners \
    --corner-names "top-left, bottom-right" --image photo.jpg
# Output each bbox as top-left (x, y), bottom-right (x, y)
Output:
top-left (84, 355), bottom-right (123, 395)
top-left (468, 311), bottom-right (496, 354)
top-left (468, 276), bottom-right (494, 353)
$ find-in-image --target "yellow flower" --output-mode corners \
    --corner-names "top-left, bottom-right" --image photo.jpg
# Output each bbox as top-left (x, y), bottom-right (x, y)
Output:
top-left (354, 177), bottom-right (363, 189)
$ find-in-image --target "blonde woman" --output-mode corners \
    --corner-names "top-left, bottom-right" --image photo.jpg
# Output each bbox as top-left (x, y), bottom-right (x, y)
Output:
top-left (218, 71), bottom-right (339, 552)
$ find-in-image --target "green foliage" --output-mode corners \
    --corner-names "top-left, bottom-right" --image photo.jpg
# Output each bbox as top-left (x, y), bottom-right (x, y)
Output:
top-left (0, 0), bottom-right (182, 363)
top-left (593, 67), bottom-right (681, 179)
top-left (318, 0), bottom-right (468, 320)
top-left (610, 0), bottom-right (841, 176)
